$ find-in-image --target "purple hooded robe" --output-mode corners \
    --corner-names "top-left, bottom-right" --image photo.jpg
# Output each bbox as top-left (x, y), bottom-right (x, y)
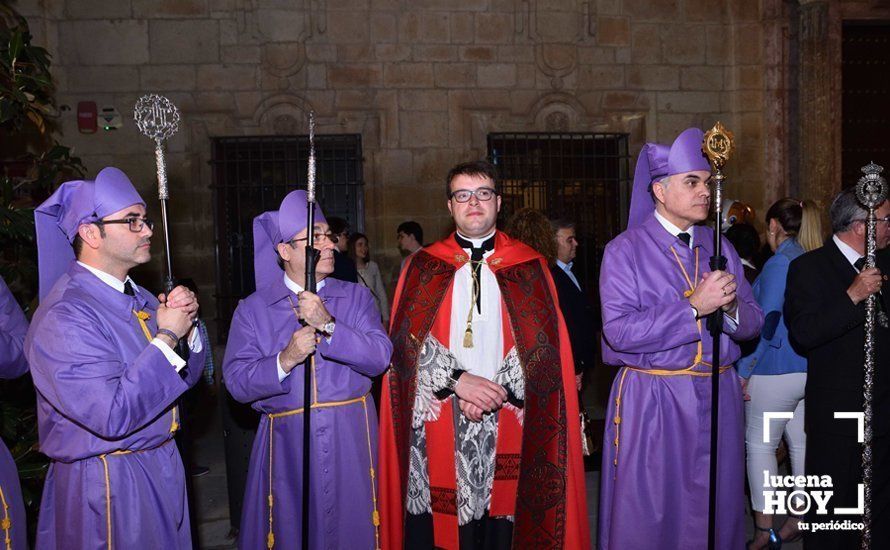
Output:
top-left (223, 190), bottom-right (392, 549)
top-left (598, 129), bottom-right (764, 550)
top-left (26, 167), bottom-right (206, 549)
top-left (0, 276), bottom-right (29, 550)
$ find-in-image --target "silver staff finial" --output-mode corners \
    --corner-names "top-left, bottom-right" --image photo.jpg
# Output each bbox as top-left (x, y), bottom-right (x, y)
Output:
top-left (856, 160), bottom-right (888, 549)
top-left (307, 111), bottom-right (316, 202)
top-left (134, 94), bottom-right (181, 200)
top-left (857, 161), bottom-right (887, 209)
top-left (134, 94), bottom-right (180, 142)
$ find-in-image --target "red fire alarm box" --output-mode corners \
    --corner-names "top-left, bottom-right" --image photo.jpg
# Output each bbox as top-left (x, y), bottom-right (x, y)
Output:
top-left (77, 101), bottom-right (97, 134)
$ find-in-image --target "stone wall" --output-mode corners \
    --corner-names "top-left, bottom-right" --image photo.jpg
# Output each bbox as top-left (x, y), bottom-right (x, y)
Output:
top-left (18, 0), bottom-right (773, 321)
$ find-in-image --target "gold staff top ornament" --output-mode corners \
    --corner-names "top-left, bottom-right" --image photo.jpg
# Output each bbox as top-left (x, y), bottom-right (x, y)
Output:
top-left (702, 121), bottom-right (735, 171)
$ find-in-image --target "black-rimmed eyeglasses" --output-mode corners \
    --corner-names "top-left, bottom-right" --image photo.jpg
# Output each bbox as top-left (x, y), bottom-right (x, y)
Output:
top-left (450, 187), bottom-right (498, 203)
top-left (95, 216), bottom-right (154, 232)
top-left (285, 232), bottom-right (338, 246)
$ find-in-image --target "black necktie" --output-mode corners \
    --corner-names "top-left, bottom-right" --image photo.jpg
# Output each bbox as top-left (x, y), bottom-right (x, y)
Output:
top-left (454, 234), bottom-right (495, 313)
top-left (678, 232), bottom-right (692, 247)
top-left (855, 256), bottom-right (867, 271)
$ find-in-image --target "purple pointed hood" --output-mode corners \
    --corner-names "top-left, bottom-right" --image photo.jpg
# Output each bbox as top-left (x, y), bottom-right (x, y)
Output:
top-left (627, 127), bottom-right (713, 228)
top-left (253, 190), bottom-right (326, 290)
top-left (35, 167), bottom-right (145, 299)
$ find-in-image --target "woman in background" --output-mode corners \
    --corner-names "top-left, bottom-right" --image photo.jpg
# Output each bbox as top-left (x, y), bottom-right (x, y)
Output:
top-left (348, 232), bottom-right (389, 325)
top-left (737, 198), bottom-right (822, 550)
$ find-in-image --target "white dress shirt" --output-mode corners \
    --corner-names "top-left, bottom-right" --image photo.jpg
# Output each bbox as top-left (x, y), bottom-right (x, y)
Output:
top-left (556, 259), bottom-right (581, 291)
top-left (833, 234), bottom-right (863, 270)
top-left (450, 231), bottom-right (503, 381)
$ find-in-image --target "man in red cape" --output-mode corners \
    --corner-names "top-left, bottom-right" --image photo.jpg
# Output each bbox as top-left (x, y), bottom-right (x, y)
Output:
top-left (379, 160), bottom-right (589, 549)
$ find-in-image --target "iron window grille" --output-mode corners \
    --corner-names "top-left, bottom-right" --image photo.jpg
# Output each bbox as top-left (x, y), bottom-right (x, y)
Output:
top-left (488, 132), bottom-right (631, 326)
top-left (210, 134), bottom-right (364, 341)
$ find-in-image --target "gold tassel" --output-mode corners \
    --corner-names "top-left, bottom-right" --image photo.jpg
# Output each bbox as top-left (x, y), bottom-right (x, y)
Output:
top-left (463, 260), bottom-right (480, 348)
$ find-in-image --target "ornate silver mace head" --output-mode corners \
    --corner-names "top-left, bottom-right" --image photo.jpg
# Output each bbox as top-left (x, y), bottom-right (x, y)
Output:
top-left (856, 161), bottom-right (888, 209)
top-left (134, 94), bottom-right (181, 142)
top-left (134, 94), bottom-right (180, 200)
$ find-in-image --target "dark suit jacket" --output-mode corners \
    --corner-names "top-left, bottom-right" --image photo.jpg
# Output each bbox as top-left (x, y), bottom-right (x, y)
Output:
top-left (785, 239), bottom-right (890, 438)
top-left (785, 239), bottom-right (890, 548)
top-left (331, 250), bottom-right (359, 283)
top-left (550, 264), bottom-right (597, 374)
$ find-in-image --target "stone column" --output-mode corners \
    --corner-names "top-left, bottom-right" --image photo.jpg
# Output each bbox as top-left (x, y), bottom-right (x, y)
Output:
top-left (797, 0), bottom-right (841, 208)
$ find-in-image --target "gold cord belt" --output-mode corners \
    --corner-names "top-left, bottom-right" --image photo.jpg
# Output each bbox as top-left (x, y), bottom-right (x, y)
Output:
top-left (265, 394), bottom-right (380, 549)
top-left (0, 484), bottom-right (11, 550)
top-left (611, 363), bottom-right (732, 472)
top-left (97, 437), bottom-right (175, 550)
top-left (611, 244), bottom-right (733, 471)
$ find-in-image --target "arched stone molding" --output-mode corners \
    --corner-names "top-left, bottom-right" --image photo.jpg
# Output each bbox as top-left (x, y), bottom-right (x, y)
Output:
top-left (515, 1), bottom-right (596, 90)
top-left (451, 91), bottom-right (646, 160)
top-left (251, 94), bottom-right (314, 133)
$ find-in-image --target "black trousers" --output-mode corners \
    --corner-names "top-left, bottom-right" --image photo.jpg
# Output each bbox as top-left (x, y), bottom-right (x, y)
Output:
top-left (804, 432), bottom-right (890, 549)
top-left (405, 512), bottom-right (513, 550)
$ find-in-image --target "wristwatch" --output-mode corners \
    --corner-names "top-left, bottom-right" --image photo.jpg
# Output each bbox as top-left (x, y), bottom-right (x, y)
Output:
top-left (321, 317), bottom-right (336, 336)
top-left (690, 303), bottom-right (700, 319)
top-left (443, 370), bottom-right (466, 393)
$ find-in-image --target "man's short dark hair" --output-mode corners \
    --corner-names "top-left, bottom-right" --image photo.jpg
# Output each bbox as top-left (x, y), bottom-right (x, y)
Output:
top-left (327, 216), bottom-right (350, 236)
top-left (396, 221), bottom-right (423, 245)
top-left (549, 218), bottom-right (575, 233)
top-left (73, 235), bottom-right (84, 258)
top-left (72, 224), bottom-right (105, 259)
top-left (445, 160), bottom-right (498, 198)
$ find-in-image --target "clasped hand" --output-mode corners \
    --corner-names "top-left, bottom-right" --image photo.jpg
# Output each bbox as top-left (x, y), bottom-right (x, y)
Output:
top-left (848, 267), bottom-right (885, 305)
top-left (689, 270), bottom-right (737, 317)
top-left (156, 285), bottom-right (199, 341)
top-left (296, 291), bottom-right (332, 331)
top-left (455, 372), bottom-right (508, 422)
top-left (279, 291), bottom-right (332, 373)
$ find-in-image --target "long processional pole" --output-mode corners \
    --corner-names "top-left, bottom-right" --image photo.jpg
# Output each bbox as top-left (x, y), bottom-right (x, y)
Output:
top-left (134, 94), bottom-right (181, 293)
top-left (702, 122), bottom-right (735, 550)
top-left (855, 161), bottom-right (888, 550)
top-left (301, 112), bottom-right (319, 550)
top-left (133, 94), bottom-right (199, 546)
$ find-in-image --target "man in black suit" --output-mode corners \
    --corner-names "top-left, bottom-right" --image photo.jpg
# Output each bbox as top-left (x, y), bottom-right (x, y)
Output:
top-left (550, 219), bottom-right (597, 391)
top-left (326, 216), bottom-right (359, 283)
top-left (785, 187), bottom-right (890, 549)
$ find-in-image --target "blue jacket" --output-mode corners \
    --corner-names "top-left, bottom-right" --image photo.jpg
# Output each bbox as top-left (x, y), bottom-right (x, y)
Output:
top-left (737, 238), bottom-right (808, 377)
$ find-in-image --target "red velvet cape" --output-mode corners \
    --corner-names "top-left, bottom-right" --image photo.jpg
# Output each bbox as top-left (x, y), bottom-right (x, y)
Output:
top-left (379, 232), bottom-right (589, 549)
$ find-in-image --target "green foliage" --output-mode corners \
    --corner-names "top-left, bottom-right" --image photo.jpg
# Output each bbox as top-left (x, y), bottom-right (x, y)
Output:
top-left (0, 8), bottom-right (85, 301)
top-left (0, 4), bottom-right (87, 541)
top-left (0, 5), bottom-right (54, 134)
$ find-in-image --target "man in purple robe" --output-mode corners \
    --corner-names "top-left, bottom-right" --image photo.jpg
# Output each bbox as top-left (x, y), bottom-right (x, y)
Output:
top-left (0, 276), bottom-right (29, 550)
top-left (223, 190), bottom-right (391, 549)
top-left (598, 128), bottom-right (764, 549)
top-left (25, 167), bottom-right (206, 549)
